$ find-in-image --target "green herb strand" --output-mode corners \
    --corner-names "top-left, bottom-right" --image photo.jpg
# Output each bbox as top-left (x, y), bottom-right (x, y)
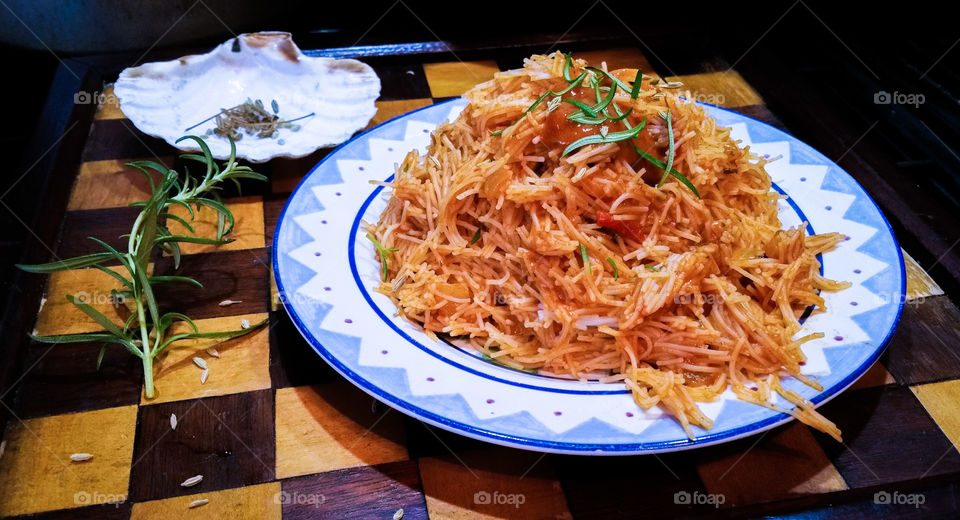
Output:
top-left (605, 257), bottom-right (619, 279)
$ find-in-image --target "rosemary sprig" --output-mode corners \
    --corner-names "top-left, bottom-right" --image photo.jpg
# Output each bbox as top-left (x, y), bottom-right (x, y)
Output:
top-left (17, 136), bottom-right (268, 399)
top-left (579, 242), bottom-right (592, 275)
top-left (562, 118), bottom-right (647, 157)
top-left (605, 257), bottom-right (619, 279)
top-left (367, 233), bottom-right (398, 281)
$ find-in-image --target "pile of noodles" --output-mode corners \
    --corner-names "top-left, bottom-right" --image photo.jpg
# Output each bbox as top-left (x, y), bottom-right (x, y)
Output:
top-left (366, 52), bottom-right (850, 440)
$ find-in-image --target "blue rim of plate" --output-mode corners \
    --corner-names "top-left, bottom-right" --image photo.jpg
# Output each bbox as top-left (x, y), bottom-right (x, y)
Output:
top-left (273, 98), bottom-right (906, 454)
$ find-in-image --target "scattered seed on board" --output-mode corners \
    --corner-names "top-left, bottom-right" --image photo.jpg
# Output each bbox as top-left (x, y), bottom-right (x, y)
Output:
top-left (189, 499), bottom-right (209, 509)
top-left (205, 347), bottom-right (220, 358)
top-left (170, 413), bottom-right (178, 430)
top-left (181, 475), bottom-right (203, 487)
top-left (218, 299), bottom-right (242, 307)
top-left (240, 319), bottom-right (251, 329)
top-left (393, 508), bottom-right (404, 520)
top-left (200, 369), bottom-right (209, 384)
top-left (193, 357), bottom-right (207, 370)
top-left (70, 453), bottom-right (93, 462)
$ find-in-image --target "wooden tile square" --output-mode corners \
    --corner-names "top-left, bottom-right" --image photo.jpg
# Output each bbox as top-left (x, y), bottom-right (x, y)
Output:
top-left (68, 157), bottom-right (173, 210)
top-left (129, 389), bottom-right (275, 501)
top-left (574, 47), bottom-right (655, 74)
top-left (849, 358), bottom-right (896, 390)
top-left (16, 339), bottom-right (142, 419)
top-left (912, 379), bottom-right (960, 449)
top-left (885, 297), bottom-right (960, 385)
top-left (34, 263), bottom-right (152, 337)
top-left (368, 59), bottom-right (432, 101)
top-left (281, 461), bottom-right (426, 520)
top-left (93, 85), bottom-right (125, 120)
top-left (365, 98), bottom-right (433, 131)
top-left (268, 310), bottom-right (341, 388)
top-left (57, 206), bottom-right (142, 259)
top-left (0, 405), bottom-right (138, 517)
top-left (142, 312), bottom-right (270, 404)
top-left (812, 385), bottom-right (960, 487)
top-left (269, 149), bottom-right (330, 194)
top-left (152, 248), bottom-right (270, 320)
top-left (553, 450), bottom-right (705, 519)
top-left (82, 119), bottom-right (176, 163)
top-left (664, 71), bottom-right (763, 108)
top-left (165, 196), bottom-right (265, 255)
top-left (697, 422), bottom-right (847, 506)
top-left (274, 383), bottom-right (408, 478)
top-left (423, 60), bottom-right (500, 98)
top-left (904, 249), bottom-right (944, 300)
top-left (419, 447), bottom-right (572, 520)
top-left (131, 481), bottom-right (281, 520)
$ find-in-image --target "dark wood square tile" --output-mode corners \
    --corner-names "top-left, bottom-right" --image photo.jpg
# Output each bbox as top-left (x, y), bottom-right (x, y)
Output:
top-left (812, 385), bottom-right (960, 488)
top-left (401, 417), bottom-right (489, 460)
top-left (268, 310), bottom-right (342, 388)
top-left (367, 59), bottom-right (431, 101)
top-left (13, 340), bottom-right (142, 419)
top-left (5, 501), bottom-right (132, 520)
top-left (82, 119), bottom-right (176, 163)
top-left (554, 450), bottom-right (706, 520)
top-left (152, 247), bottom-right (270, 320)
top-left (280, 460), bottom-right (427, 520)
top-left (885, 297), bottom-right (960, 386)
top-left (57, 206), bottom-right (141, 260)
top-left (129, 389), bottom-right (275, 501)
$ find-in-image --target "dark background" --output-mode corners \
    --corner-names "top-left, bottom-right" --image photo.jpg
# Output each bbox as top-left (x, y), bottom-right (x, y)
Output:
top-left (0, 0), bottom-right (956, 368)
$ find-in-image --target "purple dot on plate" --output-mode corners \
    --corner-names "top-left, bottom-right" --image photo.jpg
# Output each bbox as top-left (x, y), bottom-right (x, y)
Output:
top-left (314, 252), bottom-right (322, 256)
top-left (486, 399), bottom-right (495, 404)
top-left (359, 166), bottom-right (365, 171)
top-left (381, 350), bottom-right (388, 355)
top-left (844, 236), bottom-right (851, 241)
top-left (799, 361), bottom-right (806, 366)
top-left (422, 129), bottom-right (429, 133)
top-left (335, 192), bottom-right (342, 196)
top-left (834, 335), bottom-right (843, 341)
top-left (388, 147), bottom-right (394, 152)
top-left (426, 377), bottom-right (435, 382)
top-left (800, 177), bottom-right (807, 182)
top-left (854, 269), bottom-right (862, 274)
top-left (625, 412), bottom-right (634, 417)
top-left (554, 411), bottom-right (562, 416)
top-left (321, 220), bottom-right (327, 224)
top-left (344, 318), bottom-right (353, 324)
top-left (825, 205), bottom-right (832, 211)
top-left (851, 301), bottom-right (858, 306)
top-left (324, 287), bottom-right (331, 291)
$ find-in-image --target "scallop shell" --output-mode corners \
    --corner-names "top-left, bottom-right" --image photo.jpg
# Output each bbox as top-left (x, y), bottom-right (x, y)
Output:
top-left (114, 32), bottom-right (380, 162)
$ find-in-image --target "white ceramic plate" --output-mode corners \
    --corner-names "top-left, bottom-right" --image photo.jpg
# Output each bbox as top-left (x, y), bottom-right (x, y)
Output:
top-left (273, 99), bottom-right (905, 454)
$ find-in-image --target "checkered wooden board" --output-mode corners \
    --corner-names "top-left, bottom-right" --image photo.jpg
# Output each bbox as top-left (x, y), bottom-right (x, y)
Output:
top-left (2, 44), bottom-right (959, 520)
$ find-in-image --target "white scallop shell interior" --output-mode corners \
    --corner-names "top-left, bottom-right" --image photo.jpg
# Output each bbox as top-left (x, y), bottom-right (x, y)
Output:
top-left (114, 32), bottom-right (381, 162)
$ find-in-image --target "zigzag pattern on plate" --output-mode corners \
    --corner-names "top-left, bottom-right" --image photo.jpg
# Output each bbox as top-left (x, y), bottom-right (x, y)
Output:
top-left (275, 100), bottom-right (903, 452)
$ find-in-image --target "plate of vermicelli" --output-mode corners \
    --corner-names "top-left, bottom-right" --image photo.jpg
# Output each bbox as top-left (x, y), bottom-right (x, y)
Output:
top-left (273, 53), bottom-right (905, 454)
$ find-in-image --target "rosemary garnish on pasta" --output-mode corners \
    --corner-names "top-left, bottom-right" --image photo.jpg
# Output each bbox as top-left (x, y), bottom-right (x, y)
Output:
top-left (491, 53), bottom-right (699, 197)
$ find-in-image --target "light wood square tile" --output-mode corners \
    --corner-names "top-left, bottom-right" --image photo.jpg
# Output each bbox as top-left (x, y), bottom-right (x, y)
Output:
top-left (165, 196), bottom-right (265, 255)
top-left (131, 481), bottom-right (281, 519)
top-left (423, 61), bottom-right (500, 98)
top-left (34, 264), bottom-right (152, 336)
top-left (274, 384), bottom-right (408, 478)
top-left (663, 71), bottom-right (763, 108)
top-left (912, 379), bottom-right (960, 449)
top-left (68, 157), bottom-right (174, 210)
top-left (0, 405), bottom-right (138, 516)
top-left (142, 312), bottom-right (271, 404)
